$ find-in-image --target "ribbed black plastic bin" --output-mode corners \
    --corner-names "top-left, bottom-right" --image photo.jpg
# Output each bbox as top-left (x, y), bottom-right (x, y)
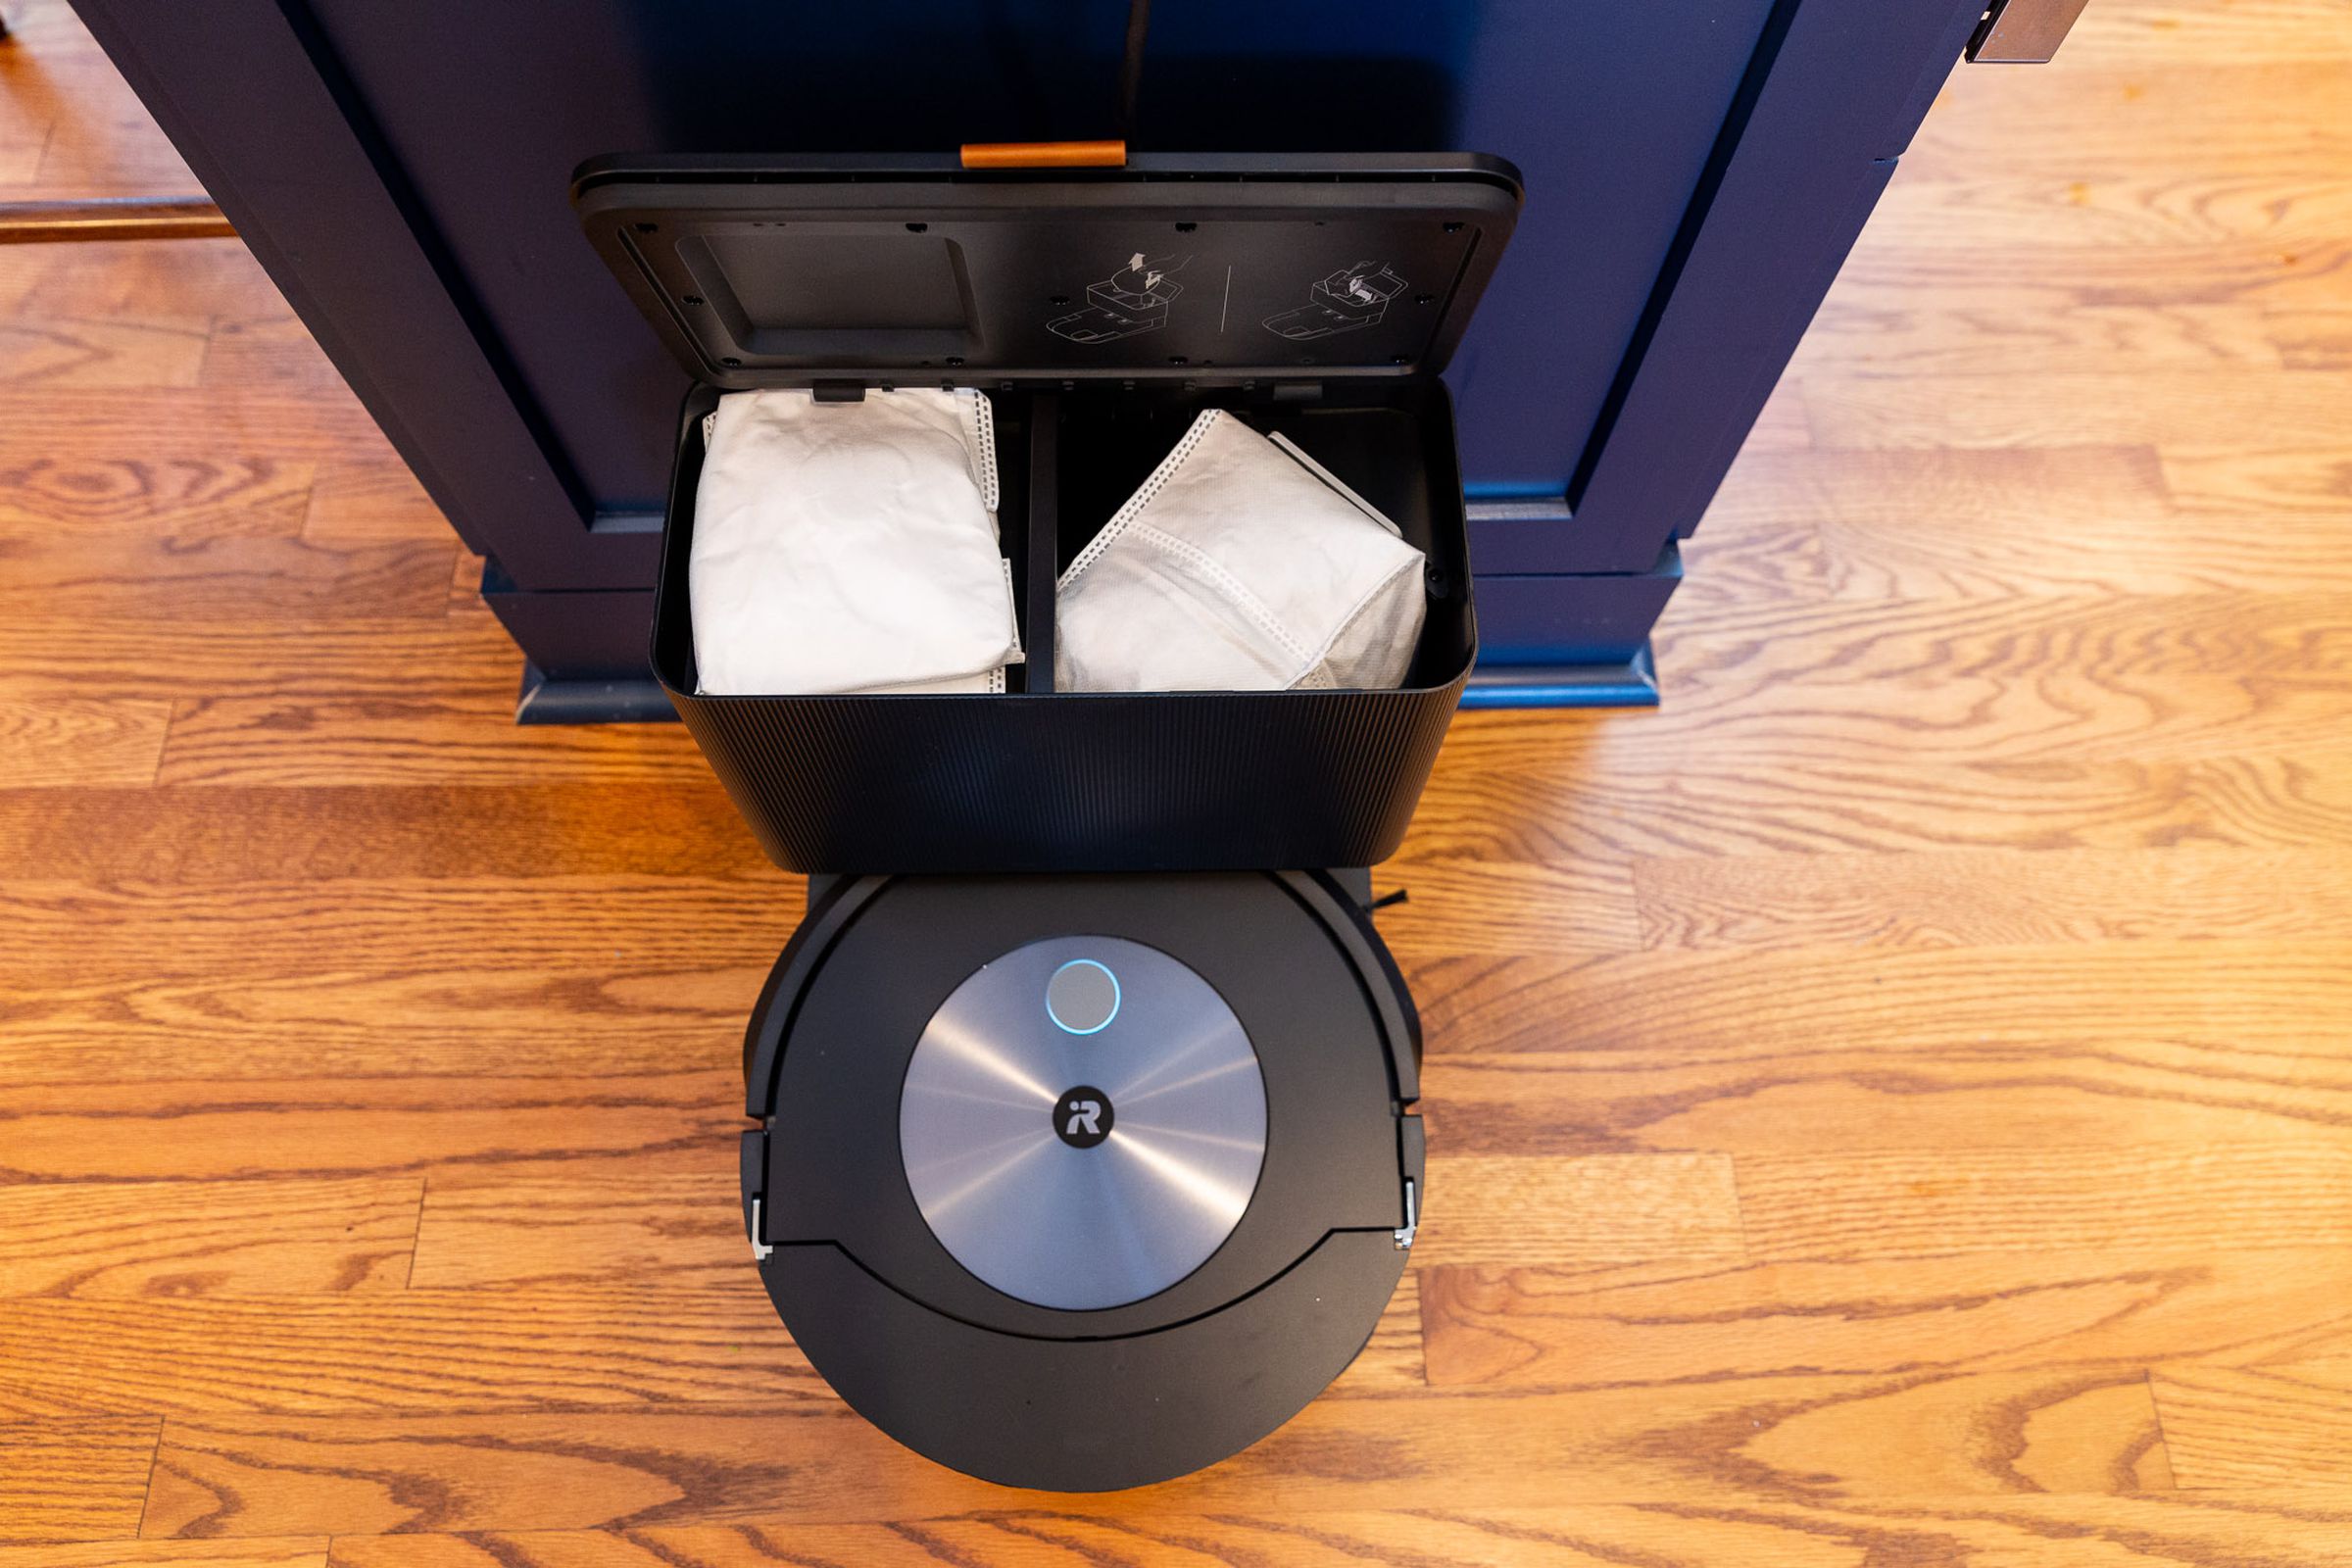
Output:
top-left (652, 380), bottom-right (1476, 873)
top-left (577, 151), bottom-right (1520, 874)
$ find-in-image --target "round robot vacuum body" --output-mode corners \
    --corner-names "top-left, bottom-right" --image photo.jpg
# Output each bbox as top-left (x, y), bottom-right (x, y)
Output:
top-left (740, 869), bottom-right (1423, 1492)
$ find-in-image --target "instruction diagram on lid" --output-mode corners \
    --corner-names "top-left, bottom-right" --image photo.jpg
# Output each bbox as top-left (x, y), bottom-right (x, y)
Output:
top-left (1047, 252), bottom-right (1193, 344)
top-left (1263, 262), bottom-right (1406, 341)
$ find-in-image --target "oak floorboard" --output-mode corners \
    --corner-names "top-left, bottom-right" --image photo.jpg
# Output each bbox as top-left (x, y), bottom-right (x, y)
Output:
top-left (2158, 442), bottom-right (2352, 516)
top-left (1413, 1033), bottom-right (2352, 1158)
top-left (0, 315), bottom-right (209, 388)
top-left (0, 1282), bottom-right (1422, 1423)
top-left (0, 784), bottom-right (766, 881)
top-left (0, 1543), bottom-right (327, 1568)
top-left (2151, 1363), bottom-right (2352, 1489)
top-left (1806, 370), bottom-right (2352, 453)
top-left (0, 1072), bottom-right (746, 1186)
top-left (0, 1177), bottom-right (420, 1298)
top-left (1690, 445), bottom-right (2352, 601)
top-left (1737, 1143), bottom-right (2352, 1262)
top-left (155, 696), bottom-right (717, 788)
top-left (1902, 64), bottom-right (2352, 184)
top-left (1403, 739), bottom-right (2352, 864)
top-left (0, 1417), bottom-right (160, 1545)
top-left (0, 455), bottom-right (317, 540)
top-left (1407, 939), bottom-right (2352, 1059)
top-left (1631, 844), bottom-right (2352, 952)
top-left (1418, 1249), bottom-right (2352, 1392)
top-left (311, 1494), bottom-right (2352, 1568)
top-left (136, 1367), bottom-right (2171, 1541)
top-left (0, 878), bottom-right (801, 982)
top-left (0, 538), bottom-right (457, 619)
top-left (0, 694), bottom-right (170, 786)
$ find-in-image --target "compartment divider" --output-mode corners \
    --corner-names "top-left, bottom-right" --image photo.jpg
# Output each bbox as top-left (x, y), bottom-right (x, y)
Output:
top-left (1024, 391), bottom-right (1059, 693)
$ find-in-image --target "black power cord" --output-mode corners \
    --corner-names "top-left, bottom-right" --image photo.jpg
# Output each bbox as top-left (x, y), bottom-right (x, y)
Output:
top-left (1118, 0), bottom-right (1152, 143)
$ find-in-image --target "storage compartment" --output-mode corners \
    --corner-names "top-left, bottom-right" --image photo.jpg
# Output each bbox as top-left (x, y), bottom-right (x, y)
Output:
top-left (581, 153), bottom-right (1519, 873)
top-left (650, 378), bottom-right (1473, 872)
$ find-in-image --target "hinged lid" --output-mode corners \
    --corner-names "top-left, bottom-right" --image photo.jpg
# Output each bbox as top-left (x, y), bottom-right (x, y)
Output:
top-left (572, 153), bottom-right (1520, 387)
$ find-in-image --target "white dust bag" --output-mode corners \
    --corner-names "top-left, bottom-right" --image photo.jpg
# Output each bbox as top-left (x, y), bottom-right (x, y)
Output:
top-left (690, 388), bottom-right (1020, 696)
top-left (1055, 410), bottom-right (1426, 692)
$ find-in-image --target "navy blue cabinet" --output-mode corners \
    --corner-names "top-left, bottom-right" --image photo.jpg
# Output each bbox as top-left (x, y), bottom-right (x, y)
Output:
top-left (73, 0), bottom-right (1985, 716)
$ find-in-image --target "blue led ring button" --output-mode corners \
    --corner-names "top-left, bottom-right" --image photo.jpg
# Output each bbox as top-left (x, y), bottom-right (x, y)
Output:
top-left (1046, 957), bottom-right (1121, 1035)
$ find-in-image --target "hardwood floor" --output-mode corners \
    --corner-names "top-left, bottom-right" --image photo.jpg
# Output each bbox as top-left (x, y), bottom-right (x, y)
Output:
top-left (5, 0), bottom-right (2352, 1562)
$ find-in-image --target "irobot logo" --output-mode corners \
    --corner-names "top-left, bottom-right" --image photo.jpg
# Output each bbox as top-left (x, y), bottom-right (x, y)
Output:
top-left (1054, 1085), bottom-right (1114, 1149)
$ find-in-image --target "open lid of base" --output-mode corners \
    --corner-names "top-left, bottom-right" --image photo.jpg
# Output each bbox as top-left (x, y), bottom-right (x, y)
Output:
top-left (572, 152), bottom-right (1520, 388)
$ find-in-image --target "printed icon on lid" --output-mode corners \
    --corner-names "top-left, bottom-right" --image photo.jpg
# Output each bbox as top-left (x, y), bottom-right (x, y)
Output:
top-left (1263, 262), bottom-right (1406, 341)
top-left (1048, 251), bottom-right (1193, 343)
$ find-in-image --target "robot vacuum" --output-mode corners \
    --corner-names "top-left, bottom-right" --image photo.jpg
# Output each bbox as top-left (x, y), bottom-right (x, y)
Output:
top-left (739, 868), bottom-right (1422, 1491)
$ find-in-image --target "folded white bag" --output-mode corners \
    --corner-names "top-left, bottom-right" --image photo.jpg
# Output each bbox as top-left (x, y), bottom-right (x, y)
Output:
top-left (1055, 410), bottom-right (1427, 692)
top-left (690, 387), bottom-right (1020, 696)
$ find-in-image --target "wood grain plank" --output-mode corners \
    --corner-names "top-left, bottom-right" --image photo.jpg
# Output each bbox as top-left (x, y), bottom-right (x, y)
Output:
top-left (0, 240), bottom-right (291, 325)
top-left (1694, 444), bottom-right (2352, 600)
top-left (1404, 736), bottom-right (2352, 864)
top-left (1635, 591), bottom-right (2352, 767)
top-left (2158, 443), bottom-right (2352, 516)
top-left (0, 785), bottom-right (764, 882)
top-left (1793, 294), bottom-right (2301, 377)
top-left (1902, 64), bottom-right (2352, 183)
top-left (2069, 0), bottom-right (2352, 65)
top-left (0, 1287), bottom-right (824, 1420)
top-left (311, 1494), bottom-right (2352, 1568)
top-left (407, 1172), bottom-right (744, 1290)
top-left (1738, 1144), bottom-right (2352, 1262)
top-left (0, 1543), bottom-right (326, 1568)
top-left (1409, 938), bottom-right (2352, 1060)
top-left (0, 620), bottom-right (521, 701)
top-left (0, 1177), bottom-right (419, 1298)
top-left (1419, 1249), bottom-right (2352, 1392)
top-left (1415, 1153), bottom-right (1745, 1268)
top-left (0, 457), bottom-right (316, 541)
top-left (1368, 857), bottom-right (1642, 956)
top-left (135, 1371), bottom-right (2168, 1539)
top-left (197, 318), bottom-right (349, 396)
top-left (1633, 845), bottom-right (2352, 952)
top-left (0, 960), bottom-right (761, 1085)
top-left (1853, 173), bottom-right (2352, 255)
top-left (1807, 370), bottom-right (2352, 452)
top-left (2153, 1364), bottom-right (2352, 1488)
top-left (0, 878), bottom-right (801, 983)
top-left (156, 697), bottom-right (716, 788)
top-left (0, 538), bottom-right (456, 619)
top-left (0, 1072), bottom-right (744, 1185)
top-left (0, 696), bottom-right (169, 787)
top-left (301, 454), bottom-right (454, 544)
top-left (0, 1417), bottom-right (159, 1544)
top-left (0, 1282), bottom-right (1422, 1424)
top-left (0, 317), bottom-right (210, 388)
top-left (0, 390), bottom-right (402, 469)
top-left (1415, 1029), bottom-right (2352, 1158)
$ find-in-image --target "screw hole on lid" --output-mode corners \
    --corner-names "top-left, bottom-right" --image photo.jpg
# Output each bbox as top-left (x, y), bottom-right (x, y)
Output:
top-left (1175, 221), bottom-right (1197, 232)
top-left (906, 221), bottom-right (928, 232)
top-left (681, 295), bottom-right (705, 307)
top-left (633, 220), bottom-right (658, 233)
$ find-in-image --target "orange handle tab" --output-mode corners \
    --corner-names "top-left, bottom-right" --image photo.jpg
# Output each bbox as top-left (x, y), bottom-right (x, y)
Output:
top-left (960, 139), bottom-right (1126, 170)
